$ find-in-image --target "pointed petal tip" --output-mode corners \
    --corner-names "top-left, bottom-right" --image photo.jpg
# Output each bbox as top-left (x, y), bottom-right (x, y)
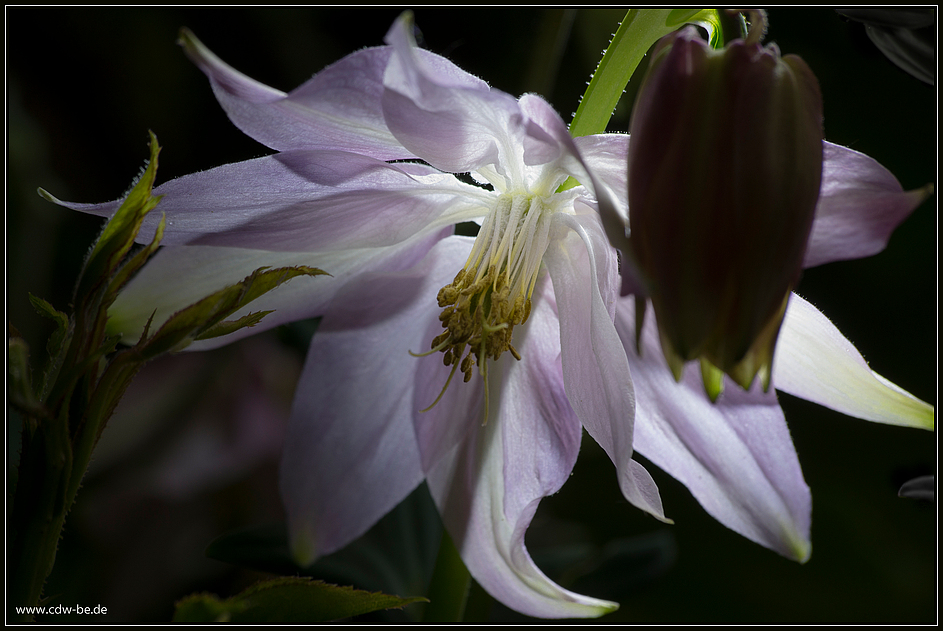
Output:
top-left (589, 600), bottom-right (620, 618)
top-left (386, 10), bottom-right (416, 47)
top-left (914, 181), bottom-right (934, 203)
top-left (37, 186), bottom-right (58, 203)
top-left (774, 294), bottom-right (934, 431)
top-left (289, 526), bottom-right (318, 569)
top-left (770, 517), bottom-right (811, 563)
top-left (176, 27), bottom-right (205, 62)
top-left (793, 538), bottom-right (812, 564)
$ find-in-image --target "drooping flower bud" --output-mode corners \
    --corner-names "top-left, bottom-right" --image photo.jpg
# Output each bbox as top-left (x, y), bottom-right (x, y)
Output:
top-left (627, 25), bottom-right (824, 398)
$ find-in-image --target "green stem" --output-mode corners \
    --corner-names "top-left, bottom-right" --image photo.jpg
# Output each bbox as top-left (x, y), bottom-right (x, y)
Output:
top-left (422, 530), bottom-right (471, 622)
top-left (8, 411), bottom-right (73, 621)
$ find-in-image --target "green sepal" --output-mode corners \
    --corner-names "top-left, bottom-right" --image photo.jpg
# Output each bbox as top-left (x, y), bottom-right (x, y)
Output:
top-left (104, 212), bottom-right (166, 306)
top-left (172, 577), bottom-right (427, 623)
top-left (51, 131), bottom-right (163, 326)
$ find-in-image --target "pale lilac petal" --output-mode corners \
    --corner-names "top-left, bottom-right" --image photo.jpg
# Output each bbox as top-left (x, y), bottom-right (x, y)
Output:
top-left (281, 236), bottom-right (470, 564)
top-left (572, 133), bottom-right (630, 219)
top-left (108, 229), bottom-right (447, 348)
top-left (180, 29), bottom-right (414, 159)
top-left (544, 210), bottom-right (667, 521)
top-left (411, 319), bottom-right (485, 474)
top-left (47, 151), bottom-right (490, 251)
top-left (408, 238), bottom-right (486, 474)
top-left (518, 95), bottom-right (618, 198)
top-left (426, 280), bottom-right (615, 618)
top-left (803, 141), bottom-right (932, 267)
top-left (615, 296), bottom-right (812, 561)
top-left (773, 293), bottom-right (934, 430)
top-left (381, 14), bottom-right (527, 178)
top-left (518, 95), bottom-right (630, 265)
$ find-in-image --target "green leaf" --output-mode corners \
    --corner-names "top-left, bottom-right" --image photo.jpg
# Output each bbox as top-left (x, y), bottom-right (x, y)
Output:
top-left (135, 265), bottom-right (327, 357)
top-left (172, 577), bottom-right (427, 623)
top-left (195, 310), bottom-right (274, 341)
top-left (28, 293), bottom-right (69, 332)
top-left (206, 486), bottom-right (442, 621)
top-left (27, 294), bottom-right (73, 401)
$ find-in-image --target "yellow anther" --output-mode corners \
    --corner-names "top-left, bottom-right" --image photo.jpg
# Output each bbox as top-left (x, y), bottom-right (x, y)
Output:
top-left (416, 192), bottom-right (556, 417)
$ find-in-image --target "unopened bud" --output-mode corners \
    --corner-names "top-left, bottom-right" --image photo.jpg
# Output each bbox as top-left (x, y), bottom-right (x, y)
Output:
top-left (627, 26), bottom-right (823, 397)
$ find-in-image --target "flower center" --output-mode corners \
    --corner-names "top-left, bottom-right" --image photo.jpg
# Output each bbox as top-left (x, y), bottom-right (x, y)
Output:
top-left (415, 192), bottom-right (556, 414)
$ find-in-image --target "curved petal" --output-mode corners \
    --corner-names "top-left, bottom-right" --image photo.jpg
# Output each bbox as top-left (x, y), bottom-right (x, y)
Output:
top-left (803, 141), bottom-right (932, 268)
top-left (615, 296), bottom-right (812, 562)
top-left (772, 293), bottom-right (934, 430)
top-left (180, 29), bottom-right (414, 159)
top-left (411, 313), bottom-right (485, 475)
top-left (381, 14), bottom-right (527, 180)
top-left (408, 238), bottom-right (487, 474)
top-left (544, 210), bottom-right (666, 521)
top-left (517, 95), bottom-right (631, 267)
top-left (108, 228), bottom-right (447, 348)
top-left (426, 280), bottom-right (614, 618)
top-left (572, 133), bottom-right (630, 221)
top-left (48, 151), bottom-right (491, 251)
top-left (280, 236), bottom-right (471, 564)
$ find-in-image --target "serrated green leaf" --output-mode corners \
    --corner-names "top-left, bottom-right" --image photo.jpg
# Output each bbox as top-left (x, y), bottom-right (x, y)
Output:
top-left (135, 286), bottom-right (243, 357)
top-left (173, 578), bottom-right (426, 623)
top-left (27, 294), bottom-right (74, 400)
top-left (195, 310), bottom-right (274, 341)
top-left (28, 293), bottom-right (69, 331)
top-left (136, 265), bottom-right (327, 357)
top-left (233, 265), bottom-right (329, 312)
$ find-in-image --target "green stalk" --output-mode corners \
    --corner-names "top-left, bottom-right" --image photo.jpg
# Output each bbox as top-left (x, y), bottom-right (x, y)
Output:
top-left (422, 530), bottom-right (471, 622)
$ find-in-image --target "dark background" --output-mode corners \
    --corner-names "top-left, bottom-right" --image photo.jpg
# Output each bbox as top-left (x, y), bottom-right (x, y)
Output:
top-left (7, 7), bottom-right (936, 623)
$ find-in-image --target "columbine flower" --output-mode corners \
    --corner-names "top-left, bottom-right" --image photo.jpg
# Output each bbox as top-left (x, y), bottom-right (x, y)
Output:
top-left (49, 14), bottom-right (933, 618)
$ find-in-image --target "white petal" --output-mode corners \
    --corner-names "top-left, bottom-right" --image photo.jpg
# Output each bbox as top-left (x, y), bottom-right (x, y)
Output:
top-left (57, 153), bottom-right (490, 252)
top-left (426, 281), bottom-right (616, 618)
top-left (617, 297), bottom-right (812, 561)
top-left (382, 13), bottom-right (527, 180)
top-left (544, 210), bottom-right (667, 521)
top-left (280, 236), bottom-right (471, 563)
top-left (773, 293), bottom-right (934, 430)
top-left (180, 29), bottom-right (414, 159)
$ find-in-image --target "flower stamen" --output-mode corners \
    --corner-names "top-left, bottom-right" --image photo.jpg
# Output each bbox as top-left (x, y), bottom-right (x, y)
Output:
top-left (417, 192), bottom-right (556, 416)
